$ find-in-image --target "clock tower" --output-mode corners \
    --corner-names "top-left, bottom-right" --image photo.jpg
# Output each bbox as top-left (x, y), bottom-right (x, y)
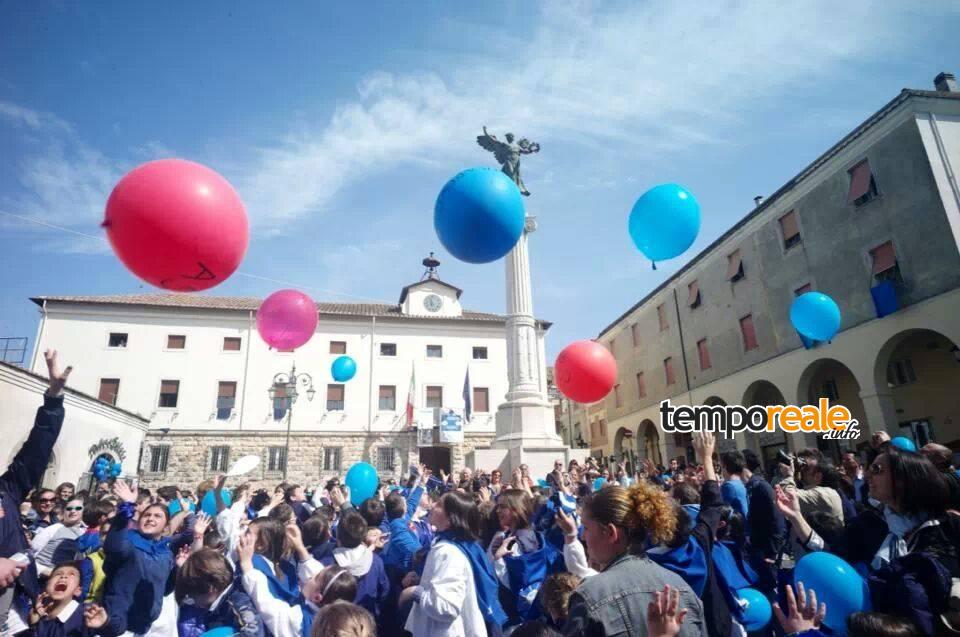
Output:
top-left (398, 253), bottom-right (464, 318)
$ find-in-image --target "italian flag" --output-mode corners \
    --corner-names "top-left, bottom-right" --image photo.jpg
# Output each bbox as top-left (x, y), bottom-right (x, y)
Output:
top-left (405, 363), bottom-right (416, 429)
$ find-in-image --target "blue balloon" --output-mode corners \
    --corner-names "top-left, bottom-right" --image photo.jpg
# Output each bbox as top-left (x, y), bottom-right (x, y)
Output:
top-left (794, 552), bottom-right (870, 633)
top-left (890, 436), bottom-right (917, 452)
top-left (345, 462), bottom-right (379, 506)
top-left (628, 184), bottom-right (701, 264)
top-left (200, 628), bottom-right (237, 637)
top-left (331, 355), bottom-right (357, 382)
top-left (201, 489), bottom-right (233, 517)
top-left (592, 477), bottom-right (607, 492)
top-left (790, 292), bottom-right (842, 342)
top-left (735, 588), bottom-right (772, 631)
top-left (434, 168), bottom-right (526, 264)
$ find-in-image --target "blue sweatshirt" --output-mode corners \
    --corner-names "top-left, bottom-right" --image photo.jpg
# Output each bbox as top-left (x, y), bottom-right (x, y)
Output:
top-left (721, 477), bottom-right (749, 518)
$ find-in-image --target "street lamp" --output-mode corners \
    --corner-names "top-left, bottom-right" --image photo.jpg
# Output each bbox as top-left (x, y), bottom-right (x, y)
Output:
top-left (269, 362), bottom-right (315, 480)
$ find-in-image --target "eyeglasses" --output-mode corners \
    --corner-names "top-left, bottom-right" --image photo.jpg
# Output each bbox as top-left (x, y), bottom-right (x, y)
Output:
top-left (39, 498), bottom-right (56, 504)
top-left (65, 506), bottom-right (83, 512)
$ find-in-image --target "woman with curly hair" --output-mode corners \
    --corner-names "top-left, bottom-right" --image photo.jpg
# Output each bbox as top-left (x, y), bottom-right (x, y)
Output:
top-left (562, 461), bottom-right (706, 636)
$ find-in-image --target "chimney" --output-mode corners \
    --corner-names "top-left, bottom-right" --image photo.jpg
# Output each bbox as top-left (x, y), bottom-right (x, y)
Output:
top-left (934, 72), bottom-right (958, 93)
top-left (753, 195), bottom-right (764, 208)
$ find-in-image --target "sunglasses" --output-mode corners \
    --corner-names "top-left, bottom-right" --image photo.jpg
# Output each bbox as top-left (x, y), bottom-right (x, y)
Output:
top-left (39, 498), bottom-right (56, 503)
top-left (65, 506), bottom-right (84, 512)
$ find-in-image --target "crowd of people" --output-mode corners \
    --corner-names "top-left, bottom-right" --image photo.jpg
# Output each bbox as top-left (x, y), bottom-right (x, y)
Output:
top-left (2, 351), bottom-right (960, 636)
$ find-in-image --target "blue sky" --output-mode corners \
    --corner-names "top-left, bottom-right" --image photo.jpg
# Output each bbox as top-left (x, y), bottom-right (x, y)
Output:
top-left (1, 1), bottom-right (958, 360)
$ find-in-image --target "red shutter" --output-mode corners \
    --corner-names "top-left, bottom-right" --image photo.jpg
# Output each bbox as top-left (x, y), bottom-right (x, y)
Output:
top-left (740, 315), bottom-right (758, 350)
top-left (223, 337), bottom-right (241, 351)
top-left (330, 341), bottom-right (347, 354)
top-left (657, 304), bottom-right (668, 331)
top-left (687, 280), bottom-right (700, 306)
top-left (218, 382), bottom-right (236, 398)
top-left (726, 250), bottom-right (743, 280)
top-left (697, 339), bottom-right (711, 370)
top-left (871, 242), bottom-right (897, 274)
top-left (847, 160), bottom-right (872, 203)
top-left (473, 388), bottom-right (489, 412)
top-left (328, 384), bottom-right (345, 401)
top-left (636, 372), bottom-right (646, 398)
top-left (664, 358), bottom-right (675, 385)
top-left (98, 379), bottom-right (119, 405)
top-left (779, 211), bottom-right (800, 241)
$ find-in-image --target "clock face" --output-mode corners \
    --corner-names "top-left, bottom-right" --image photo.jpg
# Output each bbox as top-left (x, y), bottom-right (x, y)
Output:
top-left (423, 294), bottom-right (443, 312)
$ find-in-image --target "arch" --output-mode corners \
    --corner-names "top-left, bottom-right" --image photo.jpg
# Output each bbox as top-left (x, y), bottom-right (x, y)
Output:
top-left (703, 396), bottom-right (727, 406)
top-left (741, 380), bottom-right (789, 473)
top-left (638, 419), bottom-right (662, 467)
top-left (613, 427), bottom-right (633, 458)
top-left (702, 396), bottom-right (737, 452)
top-left (797, 358), bottom-right (867, 460)
top-left (873, 329), bottom-right (960, 447)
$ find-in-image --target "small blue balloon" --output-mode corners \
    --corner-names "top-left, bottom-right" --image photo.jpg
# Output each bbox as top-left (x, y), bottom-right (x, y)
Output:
top-left (200, 628), bottom-right (237, 637)
top-left (201, 489), bottom-right (233, 517)
top-left (790, 292), bottom-right (842, 342)
top-left (345, 462), bottom-right (379, 506)
top-left (794, 552), bottom-right (870, 633)
top-left (628, 184), bottom-right (701, 264)
top-left (735, 588), bottom-right (772, 631)
top-left (168, 499), bottom-right (183, 516)
top-left (536, 479), bottom-right (550, 489)
top-left (331, 355), bottom-right (357, 382)
top-left (890, 436), bottom-right (917, 452)
top-left (592, 477), bottom-right (607, 492)
top-left (435, 168), bottom-right (526, 264)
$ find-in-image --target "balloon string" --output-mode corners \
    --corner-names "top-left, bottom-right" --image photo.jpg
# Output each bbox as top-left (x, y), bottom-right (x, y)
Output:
top-left (651, 261), bottom-right (657, 271)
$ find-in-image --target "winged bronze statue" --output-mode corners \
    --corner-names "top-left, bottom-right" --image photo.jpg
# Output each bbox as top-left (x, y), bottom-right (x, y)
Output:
top-left (476, 126), bottom-right (540, 196)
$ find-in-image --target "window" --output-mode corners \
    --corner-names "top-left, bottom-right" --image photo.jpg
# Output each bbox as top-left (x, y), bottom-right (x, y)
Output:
top-left (887, 359), bottom-right (917, 387)
top-left (426, 345), bottom-right (443, 359)
top-left (697, 339), bottom-right (711, 371)
top-left (209, 446), bottom-right (229, 472)
top-left (636, 372), bottom-right (646, 398)
top-left (166, 335), bottom-right (186, 350)
top-left (608, 339), bottom-right (616, 358)
top-left (379, 385), bottom-right (396, 411)
top-left (657, 304), bottom-right (668, 331)
top-left (149, 445), bottom-right (170, 473)
top-left (323, 447), bottom-right (342, 471)
top-left (329, 341), bottom-right (347, 355)
top-left (740, 315), bottom-right (758, 351)
top-left (108, 332), bottom-right (128, 348)
top-left (472, 346), bottom-right (488, 360)
top-left (223, 337), bottom-right (241, 351)
top-left (795, 283), bottom-right (813, 296)
top-left (779, 211), bottom-right (802, 249)
top-left (822, 379), bottom-right (840, 401)
top-left (631, 323), bottom-right (641, 347)
top-left (613, 384), bottom-right (622, 408)
top-left (726, 250), bottom-right (744, 282)
top-left (267, 447), bottom-right (287, 472)
top-left (870, 241), bottom-right (902, 284)
top-left (272, 384), bottom-right (289, 421)
top-left (327, 384), bottom-right (345, 411)
top-left (377, 447), bottom-right (396, 473)
top-left (380, 343), bottom-right (397, 357)
top-left (158, 380), bottom-right (180, 408)
top-left (426, 386), bottom-right (443, 409)
top-left (217, 382), bottom-right (237, 420)
top-left (688, 281), bottom-right (701, 308)
top-left (599, 419), bottom-right (607, 439)
top-left (664, 358), bottom-right (675, 386)
top-left (473, 387), bottom-right (489, 413)
top-left (98, 378), bottom-right (120, 406)
top-left (847, 159), bottom-right (879, 206)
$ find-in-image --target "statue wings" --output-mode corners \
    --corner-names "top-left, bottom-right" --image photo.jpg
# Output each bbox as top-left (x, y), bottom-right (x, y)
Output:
top-left (476, 127), bottom-right (512, 166)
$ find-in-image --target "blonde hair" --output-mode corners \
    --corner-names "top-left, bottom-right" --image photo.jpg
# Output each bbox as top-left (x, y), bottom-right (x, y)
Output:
top-left (310, 601), bottom-right (376, 637)
top-left (584, 482), bottom-right (677, 547)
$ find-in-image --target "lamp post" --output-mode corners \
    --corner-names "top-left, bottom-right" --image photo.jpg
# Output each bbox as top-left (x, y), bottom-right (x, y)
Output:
top-left (268, 362), bottom-right (316, 481)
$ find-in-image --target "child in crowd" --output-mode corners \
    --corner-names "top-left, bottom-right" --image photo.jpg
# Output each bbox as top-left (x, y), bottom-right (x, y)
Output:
top-left (541, 572), bottom-right (582, 631)
top-left (26, 561), bottom-right (86, 637)
top-left (319, 510), bottom-right (390, 620)
top-left (310, 601), bottom-right (376, 637)
top-left (175, 548), bottom-right (264, 637)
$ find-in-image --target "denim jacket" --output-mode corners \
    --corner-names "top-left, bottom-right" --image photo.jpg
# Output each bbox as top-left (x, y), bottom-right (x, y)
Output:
top-left (563, 552), bottom-right (706, 636)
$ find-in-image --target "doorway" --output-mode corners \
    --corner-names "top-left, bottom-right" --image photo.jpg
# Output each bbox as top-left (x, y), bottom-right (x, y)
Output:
top-left (419, 446), bottom-right (451, 476)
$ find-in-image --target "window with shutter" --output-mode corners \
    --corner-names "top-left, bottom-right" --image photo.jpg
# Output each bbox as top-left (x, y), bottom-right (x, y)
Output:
top-left (426, 386), bottom-right (443, 409)
top-left (847, 160), bottom-right (879, 206)
top-left (636, 372), bottom-right (646, 398)
top-left (726, 250), bottom-right (744, 282)
top-left (323, 447), bottom-right (342, 471)
top-left (149, 445), bottom-right (170, 473)
top-left (664, 358), bottom-right (675, 385)
top-left (167, 335), bottom-right (186, 350)
top-left (740, 315), bottom-right (758, 351)
top-left (631, 323), bottom-right (641, 347)
top-left (217, 382), bottom-right (237, 420)
top-left (657, 304), bottom-right (669, 331)
top-left (327, 384), bottom-right (345, 411)
top-left (379, 385), bottom-right (396, 411)
top-left (98, 379), bottom-right (120, 406)
top-left (267, 447), bottom-right (287, 472)
top-left (473, 387), bottom-right (489, 412)
top-left (870, 242), bottom-right (902, 283)
top-left (272, 384), bottom-right (289, 421)
top-left (687, 281), bottom-right (701, 308)
top-left (779, 211), bottom-right (802, 249)
top-left (697, 339), bottom-right (711, 370)
top-left (223, 337), bottom-right (242, 351)
top-left (329, 341), bottom-right (347, 354)
top-left (472, 346), bottom-right (488, 360)
top-left (159, 380), bottom-right (180, 408)
top-left (209, 446), bottom-right (230, 472)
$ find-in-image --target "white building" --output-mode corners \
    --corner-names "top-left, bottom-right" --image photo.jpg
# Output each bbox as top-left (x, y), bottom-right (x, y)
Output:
top-left (28, 265), bottom-right (551, 490)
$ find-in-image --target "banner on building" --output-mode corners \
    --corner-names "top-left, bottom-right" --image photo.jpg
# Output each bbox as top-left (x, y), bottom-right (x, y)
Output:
top-left (416, 408), bottom-right (436, 447)
top-left (439, 408), bottom-right (464, 444)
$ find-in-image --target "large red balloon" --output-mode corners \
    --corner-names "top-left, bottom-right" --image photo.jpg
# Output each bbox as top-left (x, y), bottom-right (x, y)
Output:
top-left (103, 159), bottom-right (249, 291)
top-left (555, 340), bottom-right (618, 403)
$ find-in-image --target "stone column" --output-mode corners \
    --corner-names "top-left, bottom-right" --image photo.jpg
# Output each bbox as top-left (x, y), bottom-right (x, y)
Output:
top-left (504, 216), bottom-right (547, 403)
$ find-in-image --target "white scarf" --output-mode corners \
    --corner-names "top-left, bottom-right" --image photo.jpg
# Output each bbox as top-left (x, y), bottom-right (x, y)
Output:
top-left (871, 506), bottom-right (931, 570)
top-left (333, 544), bottom-right (373, 577)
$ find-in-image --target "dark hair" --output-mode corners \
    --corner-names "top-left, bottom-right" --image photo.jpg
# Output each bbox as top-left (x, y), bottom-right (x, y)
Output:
top-left (250, 518), bottom-right (287, 563)
top-left (268, 503), bottom-right (295, 525)
top-left (671, 482), bottom-right (700, 505)
top-left (284, 484), bottom-right (302, 502)
top-left (157, 486), bottom-right (179, 502)
top-left (142, 503), bottom-right (170, 522)
top-left (82, 499), bottom-right (114, 527)
top-left (358, 498), bottom-right (385, 528)
top-left (385, 492), bottom-right (406, 521)
top-left (55, 482), bottom-right (75, 497)
top-left (846, 611), bottom-right (921, 637)
top-left (884, 447), bottom-right (950, 517)
top-left (310, 600), bottom-right (375, 637)
top-left (720, 451), bottom-right (745, 475)
top-left (337, 510), bottom-right (368, 549)
top-left (511, 620), bottom-right (562, 637)
top-left (250, 489), bottom-right (271, 511)
top-left (34, 488), bottom-right (56, 505)
top-left (797, 448), bottom-right (822, 461)
top-left (303, 513), bottom-right (331, 547)
top-left (136, 491), bottom-right (153, 505)
top-left (49, 560), bottom-right (82, 579)
top-left (813, 460), bottom-right (843, 491)
top-left (742, 449), bottom-right (762, 472)
top-left (496, 489), bottom-right (533, 530)
top-left (175, 548), bottom-right (233, 603)
top-left (315, 565), bottom-right (357, 605)
top-left (441, 491), bottom-right (481, 542)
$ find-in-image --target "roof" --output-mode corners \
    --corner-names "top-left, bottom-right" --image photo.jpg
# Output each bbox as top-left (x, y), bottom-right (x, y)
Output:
top-left (598, 88), bottom-right (960, 338)
top-left (398, 277), bottom-right (463, 304)
top-left (30, 294), bottom-right (552, 328)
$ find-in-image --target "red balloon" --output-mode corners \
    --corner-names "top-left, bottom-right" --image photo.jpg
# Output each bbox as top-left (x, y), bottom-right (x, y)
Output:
top-left (555, 340), bottom-right (618, 403)
top-left (104, 159), bottom-right (249, 291)
top-left (257, 289), bottom-right (318, 351)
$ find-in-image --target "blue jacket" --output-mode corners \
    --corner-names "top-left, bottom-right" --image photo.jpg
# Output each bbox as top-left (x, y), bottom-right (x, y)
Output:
top-left (320, 552), bottom-right (390, 618)
top-left (33, 602), bottom-right (87, 637)
top-left (720, 477), bottom-right (749, 519)
top-left (502, 531), bottom-right (565, 622)
top-left (0, 395), bottom-right (64, 602)
top-left (382, 517), bottom-right (422, 577)
top-left (177, 584), bottom-right (265, 637)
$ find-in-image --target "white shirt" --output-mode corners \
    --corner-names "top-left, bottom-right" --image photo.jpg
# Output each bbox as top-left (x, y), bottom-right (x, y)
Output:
top-left (405, 541), bottom-right (485, 637)
top-left (241, 558), bottom-right (323, 637)
top-left (563, 537), bottom-right (598, 578)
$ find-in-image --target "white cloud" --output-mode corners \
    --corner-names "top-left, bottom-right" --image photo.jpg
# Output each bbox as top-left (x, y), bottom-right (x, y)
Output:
top-left (0, 101), bottom-right (72, 133)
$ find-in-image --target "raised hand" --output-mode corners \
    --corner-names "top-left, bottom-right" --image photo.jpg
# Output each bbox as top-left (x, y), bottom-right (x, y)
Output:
top-left (0, 557), bottom-right (25, 587)
top-left (192, 511), bottom-right (212, 538)
top-left (401, 571), bottom-right (419, 588)
top-left (175, 544), bottom-right (191, 568)
top-left (237, 529), bottom-right (256, 572)
top-left (555, 508), bottom-right (577, 539)
top-left (84, 603), bottom-right (109, 629)
top-left (693, 431), bottom-right (715, 462)
top-left (773, 582), bottom-right (825, 634)
top-left (215, 474), bottom-right (228, 490)
top-left (478, 486), bottom-right (491, 503)
top-left (774, 486), bottom-right (801, 520)
top-left (43, 349), bottom-right (73, 396)
top-left (113, 480), bottom-right (137, 504)
top-left (646, 585), bottom-right (688, 637)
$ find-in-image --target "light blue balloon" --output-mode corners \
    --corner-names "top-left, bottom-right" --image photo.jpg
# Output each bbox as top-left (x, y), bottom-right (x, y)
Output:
top-left (790, 292), bottom-right (842, 342)
top-left (435, 168), bottom-right (526, 264)
top-left (592, 477), bottom-right (607, 492)
top-left (794, 552), bottom-right (870, 634)
top-left (628, 184), bottom-right (701, 264)
top-left (735, 588), bottom-right (771, 631)
top-left (345, 462), bottom-right (379, 506)
top-left (331, 355), bottom-right (357, 382)
top-left (201, 489), bottom-right (232, 517)
top-left (200, 628), bottom-right (237, 637)
top-left (890, 436), bottom-right (917, 452)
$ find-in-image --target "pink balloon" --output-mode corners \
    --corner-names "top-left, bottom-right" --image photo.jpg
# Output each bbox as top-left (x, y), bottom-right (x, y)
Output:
top-left (104, 159), bottom-right (248, 291)
top-left (555, 340), bottom-right (618, 403)
top-left (256, 290), bottom-right (318, 350)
